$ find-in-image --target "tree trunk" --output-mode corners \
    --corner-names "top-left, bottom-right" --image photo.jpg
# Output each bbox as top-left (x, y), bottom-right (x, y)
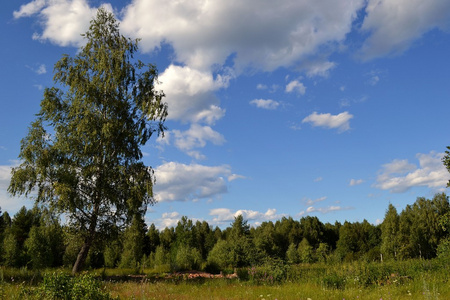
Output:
top-left (72, 207), bottom-right (99, 274)
top-left (72, 239), bottom-right (93, 274)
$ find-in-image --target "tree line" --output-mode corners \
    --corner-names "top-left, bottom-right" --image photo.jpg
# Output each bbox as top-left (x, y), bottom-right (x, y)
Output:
top-left (1, 192), bottom-right (449, 272)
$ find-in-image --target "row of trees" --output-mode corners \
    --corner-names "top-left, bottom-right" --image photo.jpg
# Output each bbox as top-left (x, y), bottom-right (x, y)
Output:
top-left (1, 193), bottom-right (449, 271)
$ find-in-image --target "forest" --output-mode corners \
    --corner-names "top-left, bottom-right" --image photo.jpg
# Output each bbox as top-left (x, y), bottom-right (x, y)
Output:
top-left (1, 192), bottom-right (449, 273)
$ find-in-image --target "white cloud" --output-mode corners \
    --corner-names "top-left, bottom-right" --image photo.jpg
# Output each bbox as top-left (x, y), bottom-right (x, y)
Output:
top-left (0, 163), bottom-right (30, 214)
top-left (154, 162), bottom-right (235, 202)
top-left (14, 0), bottom-right (111, 47)
top-left (303, 196), bottom-right (327, 205)
top-left (228, 174), bottom-right (246, 181)
top-left (302, 205), bottom-right (352, 215)
top-left (285, 80), bottom-right (306, 95)
top-left (36, 64), bottom-right (47, 74)
top-left (27, 63), bottom-right (47, 75)
top-left (16, 1), bottom-right (367, 72)
top-left (368, 75), bottom-right (379, 86)
top-left (0, 165), bottom-right (12, 190)
top-left (302, 111), bottom-right (353, 132)
top-left (314, 177), bottom-right (323, 182)
top-left (13, 0), bottom-right (46, 18)
top-left (209, 207), bottom-right (283, 224)
top-left (374, 151), bottom-right (450, 193)
top-left (299, 60), bottom-right (336, 78)
top-left (162, 124), bottom-right (225, 158)
top-left (249, 99), bottom-right (280, 110)
top-left (120, 0), bottom-right (365, 71)
top-left (157, 65), bottom-right (229, 124)
top-left (360, 0), bottom-right (450, 60)
top-left (349, 179), bottom-right (364, 186)
top-left (158, 124), bottom-right (225, 159)
top-left (256, 84), bottom-right (267, 90)
top-left (148, 211), bottom-right (181, 229)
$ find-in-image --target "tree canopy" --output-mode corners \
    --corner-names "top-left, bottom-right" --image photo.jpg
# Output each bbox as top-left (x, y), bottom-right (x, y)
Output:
top-left (8, 8), bottom-right (167, 274)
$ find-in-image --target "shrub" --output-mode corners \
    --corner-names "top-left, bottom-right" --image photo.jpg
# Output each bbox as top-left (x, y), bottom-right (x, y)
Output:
top-left (39, 272), bottom-right (113, 300)
top-left (322, 272), bottom-right (346, 289)
top-left (248, 257), bottom-right (287, 285)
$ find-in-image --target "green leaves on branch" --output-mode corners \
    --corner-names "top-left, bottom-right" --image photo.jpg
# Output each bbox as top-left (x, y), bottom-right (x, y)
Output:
top-left (8, 8), bottom-right (167, 273)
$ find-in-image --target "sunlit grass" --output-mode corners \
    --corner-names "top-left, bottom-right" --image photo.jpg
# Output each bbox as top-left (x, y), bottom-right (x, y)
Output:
top-left (106, 280), bottom-right (449, 300)
top-left (1, 258), bottom-right (449, 299)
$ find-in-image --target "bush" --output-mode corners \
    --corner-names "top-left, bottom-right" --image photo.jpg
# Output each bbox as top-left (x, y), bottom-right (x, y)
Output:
top-left (39, 272), bottom-right (113, 300)
top-left (248, 257), bottom-right (287, 285)
top-left (175, 245), bottom-right (202, 271)
top-left (322, 272), bottom-right (346, 289)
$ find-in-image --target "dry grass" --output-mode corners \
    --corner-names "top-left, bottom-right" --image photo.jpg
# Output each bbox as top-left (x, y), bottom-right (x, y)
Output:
top-left (105, 279), bottom-right (449, 300)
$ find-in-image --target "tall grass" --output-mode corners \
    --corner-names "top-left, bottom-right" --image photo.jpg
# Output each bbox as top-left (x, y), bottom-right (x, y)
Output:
top-left (1, 258), bottom-right (449, 299)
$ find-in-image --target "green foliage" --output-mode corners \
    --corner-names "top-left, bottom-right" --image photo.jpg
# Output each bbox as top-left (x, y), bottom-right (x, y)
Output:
top-left (25, 226), bottom-right (52, 269)
top-left (248, 257), bottom-right (287, 285)
top-left (297, 238), bottom-right (314, 263)
top-left (103, 240), bottom-right (122, 268)
top-left (398, 194), bottom-right (450, 259)
top-left (8, 8), bottom-right (167, 274)
top-left (285, 243), bottom-right (299, 264)
top-left (174, 245), bottom-right (202, 271)
top-left (206, 239), bottom-right (233, 272)
top-left (380, 203), bottom-right (400, 260)
top-left (145, 223), bottom-right (160, 255)
top-left (39, 272), bottom-right (113, 300)
top-left (336, 220), bottom-right (381, 262)
top-left (119, 214), bottom-right (146, 268)
top-left (322, 272), bottom-right (346, 289)
top-left (2, 230), bottom-right (21, 267)
top-left (315, 242), bottom-right (330, 263)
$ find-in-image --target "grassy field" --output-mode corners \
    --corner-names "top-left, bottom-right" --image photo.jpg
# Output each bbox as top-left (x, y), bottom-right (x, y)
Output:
top-left (1, 259), bottom-right (449, 299)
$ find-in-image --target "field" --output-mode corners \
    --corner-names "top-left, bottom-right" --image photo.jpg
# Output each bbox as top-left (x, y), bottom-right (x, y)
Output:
top-left (0, 259), bottom-right (449, 299)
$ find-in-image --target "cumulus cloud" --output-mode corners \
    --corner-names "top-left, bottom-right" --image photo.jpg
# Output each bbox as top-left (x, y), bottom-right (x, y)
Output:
top-left (349, 179), bottom-right (364, 186)
top-left (14, 0), bottom-right (111, 47)
top-left (120, 0), bottom-right (365, 72)
top-left (360, 0), bottom-right (450, 60)
top-left (0, 163), bottom-right (29, 214)
top-left (285, 80), bottom-right (306, 95)
top-left (302, 111), bottom-right (353, 132)
top-left (157, 212), bottom-right (181, 229)
top-left (299, 60), bottom-right (336, 77)
top-left (374, 151), bottom-right (450, 193)
top-left (15, 1), bottom-right (449, 72)
top-left (161, 124), bottom-right (225, 159)
top-left (249, 99), bottom-right (280, 110)
top-left (154, 162), bottom-right (238, 202)
top-left (157, 65), bottom-right (230, 124)
top-left (209, 208), bottom-right (283, 224)
top-left (0, 165), bottom-right (12, 190)
top-left (13, 0), bottom-right (46, 18)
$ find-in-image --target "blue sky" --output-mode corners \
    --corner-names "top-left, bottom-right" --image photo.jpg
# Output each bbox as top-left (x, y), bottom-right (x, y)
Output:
top-left (1, 0), bottom-right (450, 229)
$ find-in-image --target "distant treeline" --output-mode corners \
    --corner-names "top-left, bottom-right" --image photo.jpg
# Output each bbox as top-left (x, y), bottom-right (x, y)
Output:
top-left (0, 193), bottom-right (449, 272)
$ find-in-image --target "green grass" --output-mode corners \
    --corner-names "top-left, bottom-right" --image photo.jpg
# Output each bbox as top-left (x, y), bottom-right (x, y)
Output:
top-left (1, 258), bottom-right (449, 299)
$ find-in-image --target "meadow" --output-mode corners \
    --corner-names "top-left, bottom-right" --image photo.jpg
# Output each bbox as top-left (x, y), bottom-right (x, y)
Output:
top-left (0, 258), bottom-right (448, 299)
